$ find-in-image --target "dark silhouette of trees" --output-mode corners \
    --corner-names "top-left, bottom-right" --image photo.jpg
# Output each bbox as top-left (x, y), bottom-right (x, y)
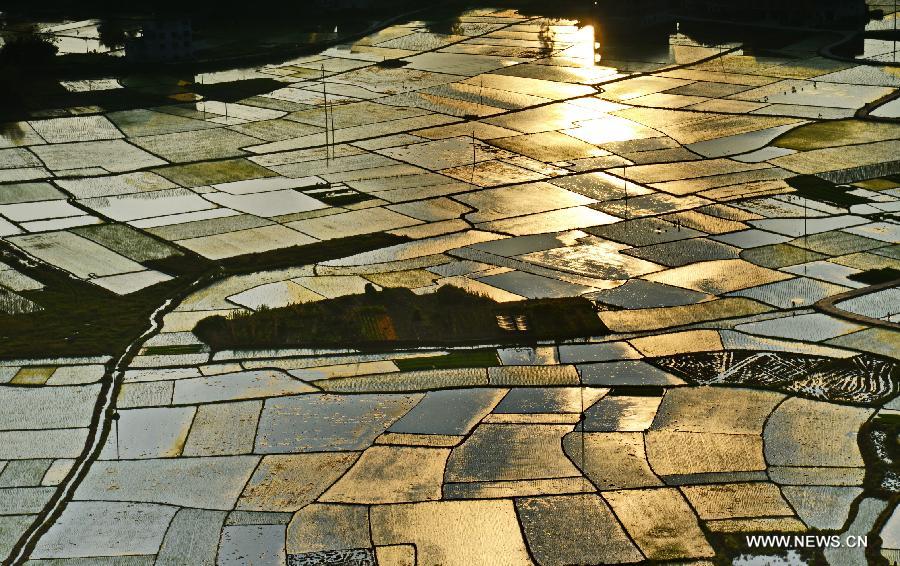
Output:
top-left (0, 25), bottom-right (58, 68)
top-left (97, 20), bottom-right (127, 50)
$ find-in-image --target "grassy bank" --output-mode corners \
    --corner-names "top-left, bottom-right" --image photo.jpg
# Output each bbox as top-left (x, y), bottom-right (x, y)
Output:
top-left (194, 285), bottom-right (608, 351)
top-left (0, 232), bottom-right (408, 360)
top-left (0, 247), bottom-right (210, 360)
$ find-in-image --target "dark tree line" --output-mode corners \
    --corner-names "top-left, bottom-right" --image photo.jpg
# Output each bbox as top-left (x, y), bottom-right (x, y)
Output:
top-left (0, 0), bottom-right (410, 18)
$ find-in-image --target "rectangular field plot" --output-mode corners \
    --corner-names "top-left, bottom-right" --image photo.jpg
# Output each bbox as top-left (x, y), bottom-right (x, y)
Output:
top-left (31, 140), bottom-right (166, 172)
top-left (80, 189), bottom-right (218, 222)
top-left (8, 231), bottom-right (146, 279)
top-left (130, 129), bottom-right (260, 163)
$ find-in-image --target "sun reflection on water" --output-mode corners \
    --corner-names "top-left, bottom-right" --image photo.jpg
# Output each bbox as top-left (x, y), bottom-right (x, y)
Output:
top-left (568, 25), bottom-right (600, 65)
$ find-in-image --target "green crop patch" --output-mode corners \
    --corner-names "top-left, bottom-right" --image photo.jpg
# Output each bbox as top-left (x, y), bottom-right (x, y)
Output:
top-left (773, 119), bottom-right (900, 152)
top-left (394, 350), bottom-right (500, 371)
top-left (141, 344), bottom-right (206, 355)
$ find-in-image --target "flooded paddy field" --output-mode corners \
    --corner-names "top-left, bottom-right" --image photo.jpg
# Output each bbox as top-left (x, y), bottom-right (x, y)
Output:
top-left (0, 3), bottom-right (898, 564)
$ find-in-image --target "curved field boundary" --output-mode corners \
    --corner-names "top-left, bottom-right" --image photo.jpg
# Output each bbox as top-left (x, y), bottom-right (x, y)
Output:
top-left (815, 278), bottom-right (900, 330)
